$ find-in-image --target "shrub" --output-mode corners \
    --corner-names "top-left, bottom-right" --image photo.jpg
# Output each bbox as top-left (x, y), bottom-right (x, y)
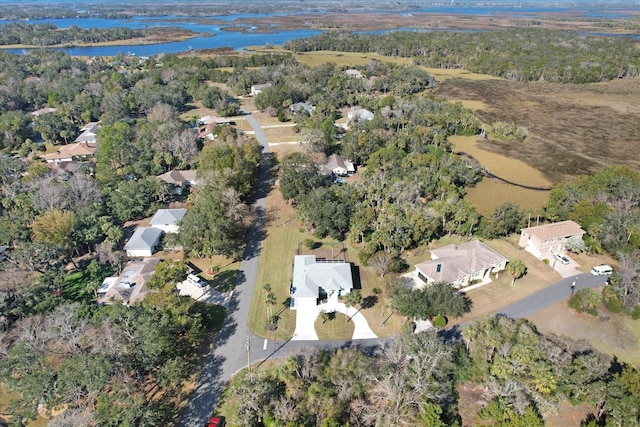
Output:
top-left (569, 288), bottom-right (601, 316)
top-left (491, 121), bottom-right (529, 141)
top-left (432, 315), bottom-right (447, 328)
top-left (602, 286), bottom-right (625, 314)
top-left (303, 238), bottom-right (320, 249)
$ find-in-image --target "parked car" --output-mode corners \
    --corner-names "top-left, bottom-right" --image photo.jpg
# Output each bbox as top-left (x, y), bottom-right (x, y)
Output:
top-left (207, 416), bottom-right (225, 427)
top-left (591, 264), bottom-right (613, 275)
top-left (187, 273), bottom-right (206, 287)
top-left (554, 253), bottom-right (570, 265)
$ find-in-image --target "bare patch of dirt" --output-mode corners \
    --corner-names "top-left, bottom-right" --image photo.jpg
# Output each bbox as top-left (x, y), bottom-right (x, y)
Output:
top-left (544, 401), bottom-right (596, 427)
top-left (457, 381), bottom-right (486, 427)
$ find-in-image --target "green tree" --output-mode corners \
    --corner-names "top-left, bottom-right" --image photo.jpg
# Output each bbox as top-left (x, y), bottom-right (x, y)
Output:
top-left (506, 259), bottom-right (527, 286)
top-left (278, 152), bottom-right (327, 202)
top-left (342, 290), bottom-right (362, 322)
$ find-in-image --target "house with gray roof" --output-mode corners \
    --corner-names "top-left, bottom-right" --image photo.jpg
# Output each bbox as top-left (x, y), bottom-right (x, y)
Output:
top-left (289, 102), bottom-right (316, 115)
top-left (124, 227), bottom-right (163, 257)
top-left (149, 208), bottom-right (186, 233)
top-left (415, 240), bottom-right (507, 289)
top-left (290, 255), bottom-right (353, 311)
top-left (75, 122), bottom-right (101, 144)
top-left (347, 107), bottom-right (374, 123)
top-left (321, 153), bottom-right (355, 177)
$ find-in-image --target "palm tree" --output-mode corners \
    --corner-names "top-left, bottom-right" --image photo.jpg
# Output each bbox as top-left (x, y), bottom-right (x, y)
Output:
top-left (506, 259), bottom-right (527, 286)
top-left (266, 292), bottom-right (277, 320)
top-left (341, 290), bottom-right (362, 323)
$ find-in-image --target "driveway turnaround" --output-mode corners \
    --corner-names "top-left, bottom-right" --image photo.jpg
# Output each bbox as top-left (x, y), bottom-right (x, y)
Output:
top-left (292, 300), bottom-right (378, 341)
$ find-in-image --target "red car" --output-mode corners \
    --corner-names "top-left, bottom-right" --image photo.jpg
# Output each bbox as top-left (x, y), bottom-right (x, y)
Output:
top-left (207, 416), bottom-right (224, 427)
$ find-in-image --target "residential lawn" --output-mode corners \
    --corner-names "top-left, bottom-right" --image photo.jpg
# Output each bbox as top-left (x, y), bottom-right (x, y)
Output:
top-left (529, 300), bottom-right (640, 368)
top-left (63, 270), bottom-right (94, 303)
top-left (263, 126), bottom-right (300, 144)
top-left (247, 190), bottom-right (302, 338)
top-left (404, 234), bottom-right (564, 325)
top-left (186, 255), bottom-right (241, 292)
top-left (315, 313), bottom-right (355, 340)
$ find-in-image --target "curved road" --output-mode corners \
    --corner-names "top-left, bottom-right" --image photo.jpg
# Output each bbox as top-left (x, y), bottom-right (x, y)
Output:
top-left (497, 272), bottom-right (609, 318)
top-left (180, 111), bottom-right (610, 425)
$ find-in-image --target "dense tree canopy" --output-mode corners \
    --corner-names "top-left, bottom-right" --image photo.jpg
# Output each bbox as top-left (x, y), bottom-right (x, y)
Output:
top-left (284, 29), bottom-right (640, 83)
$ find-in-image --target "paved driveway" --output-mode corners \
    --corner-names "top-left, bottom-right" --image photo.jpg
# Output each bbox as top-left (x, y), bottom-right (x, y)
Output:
top-left (551, 253), bottom-right (582, 278)
top-left (292, 300), bottom-right (378, 341)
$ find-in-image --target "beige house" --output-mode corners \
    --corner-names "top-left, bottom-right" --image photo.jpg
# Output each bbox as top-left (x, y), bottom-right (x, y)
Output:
top-left (43, 142), bottom-right (96, 163)
top-left (156, 169), bottom-right (197, 193)
top-left (519, 220), bottom-right (585, 259)
top-left (415, 240), bottom-right (507, 289)
top-left (321, 154), bottom-right (355, 177)
top-left (97, 258), bottom-right (160, 306)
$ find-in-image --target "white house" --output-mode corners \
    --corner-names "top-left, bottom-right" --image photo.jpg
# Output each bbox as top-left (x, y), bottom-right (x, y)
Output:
top-left (519, 220), bottom-right (585, 259)
top-left (149, 208), bottom-right (186, 233)
top-left (289, 102), bottom-right (316, 115)
top-left (75, 122), bottom-right (101, 144)
top-left (344, 69), bottom-right (364, 79)
top-left (347, 107), bottom-right (374, 123)
top-left (97, 258), bottom-right (160, 305)
top-left (415, 240), bottom-right (507, 289)
top-left (124, 227), bottom-right (163, 257)
top-left (290, 255), bottom-right (353, 311)
top-left (250, 83), bottom-right (271, 96)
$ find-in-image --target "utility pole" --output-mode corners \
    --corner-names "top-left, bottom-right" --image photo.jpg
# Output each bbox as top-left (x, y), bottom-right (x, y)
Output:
top-left (571, 280), bottom-right (576, 297)
top-left (245, 336), bottom-right (251, 373)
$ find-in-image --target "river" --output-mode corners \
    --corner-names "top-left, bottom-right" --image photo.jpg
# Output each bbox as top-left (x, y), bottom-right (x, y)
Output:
top-left (1, 4), bottom-right (638, 56)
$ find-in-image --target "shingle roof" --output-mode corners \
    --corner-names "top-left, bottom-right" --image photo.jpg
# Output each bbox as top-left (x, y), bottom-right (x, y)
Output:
top-left (156, 170), bottom-right (197, 185)
top-left (43, 143), bottom-right (96, 161)
top-left (149, 209), bottom-right (187, 226)
top-left (415, 240), bottom-right (507, 283)
top-left (521, 220), bottom-right (585, 240)
top-left (75, 123), bottom-right (100, 143)
top-left (124, 227), bottom-right (163, 251)
top-left (291, 255), bottom-right (353, 299)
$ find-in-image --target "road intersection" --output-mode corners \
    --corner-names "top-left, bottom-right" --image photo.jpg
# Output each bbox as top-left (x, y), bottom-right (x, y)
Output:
top-left (179, 112), bottom-right (610, 426)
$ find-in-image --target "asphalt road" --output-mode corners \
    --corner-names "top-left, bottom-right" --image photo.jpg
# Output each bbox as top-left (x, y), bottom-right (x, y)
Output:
top-left (179, 113), bottom-right (272, 426)
top-left (497, 272), bottom-right (610, 318)
top-left (180, 112), bottom-right (611, 425)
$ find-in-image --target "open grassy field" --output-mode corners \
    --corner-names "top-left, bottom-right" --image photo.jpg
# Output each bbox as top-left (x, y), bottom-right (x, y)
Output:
top-left (529, 299), bottom-right (640, 367)
top-left (437, 77), bottom-right (640, 183)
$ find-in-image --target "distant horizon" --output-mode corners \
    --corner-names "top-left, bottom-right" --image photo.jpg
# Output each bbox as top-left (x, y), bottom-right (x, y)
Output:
top-left (4, 0), bottom-right (640, 4)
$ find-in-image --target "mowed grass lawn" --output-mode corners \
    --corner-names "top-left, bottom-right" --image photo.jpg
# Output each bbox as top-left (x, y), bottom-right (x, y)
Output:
top-left (315, 313), bottom-right (355, 340)
top-left (247, 197), bottom-right (302, 338)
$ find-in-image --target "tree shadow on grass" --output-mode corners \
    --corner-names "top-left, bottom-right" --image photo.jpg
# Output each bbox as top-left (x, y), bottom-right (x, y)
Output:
top-left (211, 270), bottom-right (245, 293)
top-left (360, 295), bottom-right (378, 309)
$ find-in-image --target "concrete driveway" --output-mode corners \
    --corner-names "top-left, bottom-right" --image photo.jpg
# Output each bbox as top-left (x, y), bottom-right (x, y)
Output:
top-left (176, 280), bottom-right (233, 307)
top-left (551, 253), bottom-right (582, 278)
top-left (292, 300), bottom-right (378, 341)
